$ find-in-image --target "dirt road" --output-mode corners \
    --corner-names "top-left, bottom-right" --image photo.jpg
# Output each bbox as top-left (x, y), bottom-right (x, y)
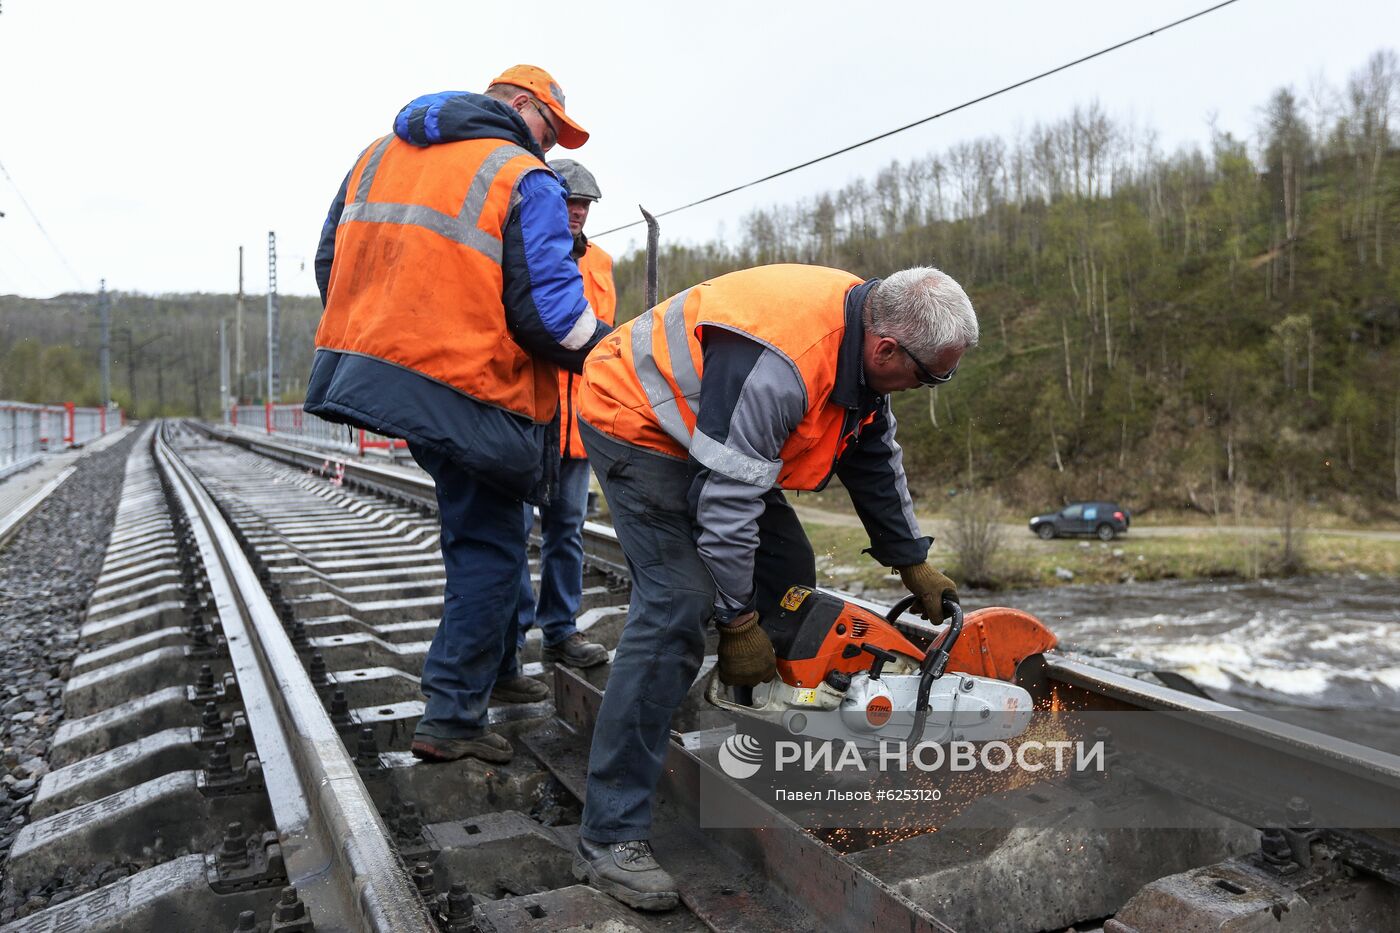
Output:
top-left (789, 504), bottom-right (1400, 544)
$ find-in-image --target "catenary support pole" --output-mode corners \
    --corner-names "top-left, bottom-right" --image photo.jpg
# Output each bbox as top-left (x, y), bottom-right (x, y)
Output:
top-left (235, 246), bottom-right (245, 403)
top-left (98, 278), bottom-right (111, 410)
top-left (267, 232), bottom-right (280, 403)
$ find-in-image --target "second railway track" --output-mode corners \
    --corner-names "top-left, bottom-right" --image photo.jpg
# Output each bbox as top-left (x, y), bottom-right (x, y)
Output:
top-left (3, 421), bottom-right (1399, 931)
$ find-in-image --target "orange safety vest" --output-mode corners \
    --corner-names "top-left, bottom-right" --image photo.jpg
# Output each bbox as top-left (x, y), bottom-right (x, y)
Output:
top-left (560, 242), bottom-right (616, 458)
top-left (579, 264), bottom-right (864, 490)
top-left (316, 134), bottom-right (559, 424)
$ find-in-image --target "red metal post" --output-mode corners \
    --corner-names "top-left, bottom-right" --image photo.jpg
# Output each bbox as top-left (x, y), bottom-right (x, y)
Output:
top-left (64, 402), bottom-right (75, 447)
top-left (265, 401), bottom-right (273, 433)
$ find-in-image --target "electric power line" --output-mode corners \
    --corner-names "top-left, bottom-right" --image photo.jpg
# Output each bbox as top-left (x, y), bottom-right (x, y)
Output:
top-left (0, 236), bottom-right (43, 294)
top-left (591, 0), bottom-right (1243, 239)
top-left (0, 156), bottom-right (86, 288)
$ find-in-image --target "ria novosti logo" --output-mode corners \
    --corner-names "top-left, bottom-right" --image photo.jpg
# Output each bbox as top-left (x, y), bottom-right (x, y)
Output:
top-left (717, 733), bottom-right (764, 779)
top-left (716, 730), bottom-right (1107, 780)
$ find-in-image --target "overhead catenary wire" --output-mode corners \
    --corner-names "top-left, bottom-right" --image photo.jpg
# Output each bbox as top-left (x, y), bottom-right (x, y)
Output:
top-left (0, 156), bottom-right (86, 288)
top-left (590, 0), bottom-right (1244, 240)
top-left (0, 236), bottom-right (43, 295)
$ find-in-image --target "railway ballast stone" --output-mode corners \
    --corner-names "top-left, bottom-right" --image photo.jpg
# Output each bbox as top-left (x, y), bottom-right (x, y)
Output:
top-left (0, 431), bottom-right (140, 921)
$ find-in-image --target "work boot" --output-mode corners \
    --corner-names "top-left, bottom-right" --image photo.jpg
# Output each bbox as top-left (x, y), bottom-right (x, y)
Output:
top-left (573, 838), bottom-right (679, 912)
top-left (490, 674), bottom-right (550, 704)
top-left (543, 632), bottom-right (608, 668)
top-left (410, 731), bottom-right (512, 764)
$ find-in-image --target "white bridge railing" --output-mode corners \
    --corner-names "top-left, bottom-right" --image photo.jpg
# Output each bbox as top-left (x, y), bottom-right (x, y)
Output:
top-left (1, 401), bottom-right (124, 480)
top-left (225, 403), bottom-right (408, 459)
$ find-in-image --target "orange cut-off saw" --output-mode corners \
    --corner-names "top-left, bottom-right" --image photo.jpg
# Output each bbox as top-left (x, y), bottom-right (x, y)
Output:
top-left (705, 587), bottom-right (1058, 748)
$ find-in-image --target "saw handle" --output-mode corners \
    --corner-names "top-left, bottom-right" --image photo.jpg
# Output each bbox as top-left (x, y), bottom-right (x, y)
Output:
top-left (885, 593), bottom-right (922, 622)
top-left (886, 595), bottom-right (965, 675)
top-left (923, 599), bottom-right (963, 679)
top-left (906, 597), bottom-right (964, 745)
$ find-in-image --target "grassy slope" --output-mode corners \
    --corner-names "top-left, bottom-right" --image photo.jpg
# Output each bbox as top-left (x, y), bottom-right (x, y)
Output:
top-left (806, 517), bottom-right (1400, 592)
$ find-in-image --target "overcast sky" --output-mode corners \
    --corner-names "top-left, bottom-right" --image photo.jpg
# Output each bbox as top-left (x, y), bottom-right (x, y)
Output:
top-left (0, 0), bottom-right (1395, 299)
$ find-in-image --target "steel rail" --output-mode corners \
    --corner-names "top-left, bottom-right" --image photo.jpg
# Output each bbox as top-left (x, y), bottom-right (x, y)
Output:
top-left (154, 425), bottom-right (435, 932)
top-left (846, 586), bottom-right (1400, 832)
top-left (199, 424), bottom-right (437, 507)
top-left (197, 421), bottom-right (631, 577)
top-left (1036, 655), bottom-right (1400, 827)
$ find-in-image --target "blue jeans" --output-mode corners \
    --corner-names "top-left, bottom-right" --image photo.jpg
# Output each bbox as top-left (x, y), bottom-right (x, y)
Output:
top-left (517, 457), bottom-right (591, 647)
top-left (409, 442), bottom-right (523, 739)
top-left (577, 422), bottom-right (815, 843)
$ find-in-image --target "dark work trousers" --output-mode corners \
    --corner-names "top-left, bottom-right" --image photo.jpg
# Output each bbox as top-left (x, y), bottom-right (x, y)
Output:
top-left (408, 441), bottom-right (523, 739)
top-left (577, 421), bottom-right (815, 843)
top-left (517, 456), bottom-right (592, 648)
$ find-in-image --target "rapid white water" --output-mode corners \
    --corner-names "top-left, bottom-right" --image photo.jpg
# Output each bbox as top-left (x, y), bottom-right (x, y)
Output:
top-left (990, 576), bottom-right (1400, 710)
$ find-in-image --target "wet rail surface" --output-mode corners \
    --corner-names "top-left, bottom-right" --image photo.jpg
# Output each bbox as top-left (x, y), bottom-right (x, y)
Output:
top-left (4, 421), bottom-right (1399, 931)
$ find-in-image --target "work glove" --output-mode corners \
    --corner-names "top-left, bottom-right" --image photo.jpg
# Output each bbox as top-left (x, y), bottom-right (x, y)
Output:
top-left (895, 562), bottom-right (959, 622)
top-left (716, 611), bottom-right (777, 687)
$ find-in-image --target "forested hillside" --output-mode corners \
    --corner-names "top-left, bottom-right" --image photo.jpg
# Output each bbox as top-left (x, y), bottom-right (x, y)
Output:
top-left (611, 51), bottom-right (1400, 518)
top-left (0, 291), bottom-right (322, 418)
top-left (3, 51), bottom-right (1397, 518)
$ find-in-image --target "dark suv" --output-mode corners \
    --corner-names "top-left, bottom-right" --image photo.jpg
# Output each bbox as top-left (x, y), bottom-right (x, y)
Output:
top-left (1029, 502), bottom-right (1130, 541)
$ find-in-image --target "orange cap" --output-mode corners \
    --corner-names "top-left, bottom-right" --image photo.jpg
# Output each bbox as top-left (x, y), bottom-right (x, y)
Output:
top-left (488, 64), bottom-right (588, 149)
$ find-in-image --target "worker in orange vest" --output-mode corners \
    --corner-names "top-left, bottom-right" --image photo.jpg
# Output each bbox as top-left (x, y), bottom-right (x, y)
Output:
top-left (515, 159), bottom-right (614, 669)
top-left (570, 264), bottom-right (976, 910)
top-left (306, 66), bottom-right (610, 766)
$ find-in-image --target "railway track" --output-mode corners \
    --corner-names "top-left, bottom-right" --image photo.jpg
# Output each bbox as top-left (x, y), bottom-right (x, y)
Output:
top-left (2, 424), bottom-right (434, 931)
top-left (2, 421), bottom-right (1398, 931)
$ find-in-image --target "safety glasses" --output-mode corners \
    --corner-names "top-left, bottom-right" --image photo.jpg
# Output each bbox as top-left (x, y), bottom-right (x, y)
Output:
top-left (527, 99), bottom-right (558, 151)
top-left (897, 342), bottom-right (958, 386)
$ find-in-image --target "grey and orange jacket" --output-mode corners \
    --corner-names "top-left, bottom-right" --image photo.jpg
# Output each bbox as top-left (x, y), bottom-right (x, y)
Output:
top-left (579, 264), bottom-right (930, 621)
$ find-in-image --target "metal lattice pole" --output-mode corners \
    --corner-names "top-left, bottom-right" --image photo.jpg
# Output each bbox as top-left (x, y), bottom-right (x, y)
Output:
top-left (98, 278), bottom-right (111, 410)
top-left (219, 318), bottom-right (229, 421)
top-left (266, 232), bottom-right (280, 403)
top-left (236, 246), bottom-right (245, 403)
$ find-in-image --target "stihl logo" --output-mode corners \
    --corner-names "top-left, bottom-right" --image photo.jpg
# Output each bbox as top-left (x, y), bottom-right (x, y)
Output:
top-left (866, 697), bottom-right (893, 727)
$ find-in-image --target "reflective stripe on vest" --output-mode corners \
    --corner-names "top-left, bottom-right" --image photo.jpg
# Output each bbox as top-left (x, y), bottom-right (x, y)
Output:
top-left (577, 265), bottom-right (861, 491)
top-left (625, 286), bottom-right (785, 487)
top-left (691, 428), bottom-right (782, 486)
top-left (318, 135), bottom-right (559, 424)
top-left (630, 288), bottom-right (698, 447)
top-left (337, 135), bottom-right (530, 263)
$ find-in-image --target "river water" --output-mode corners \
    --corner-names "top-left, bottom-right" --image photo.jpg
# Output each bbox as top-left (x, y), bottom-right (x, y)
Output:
top-left (993, 575), bottom-right (1400, 714)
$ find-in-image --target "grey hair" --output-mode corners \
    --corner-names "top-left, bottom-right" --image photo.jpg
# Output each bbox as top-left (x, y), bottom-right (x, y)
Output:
top-left (865, 266), bottom-right (978, 358)
top-left (485, 83), bottom-right (537, 104)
